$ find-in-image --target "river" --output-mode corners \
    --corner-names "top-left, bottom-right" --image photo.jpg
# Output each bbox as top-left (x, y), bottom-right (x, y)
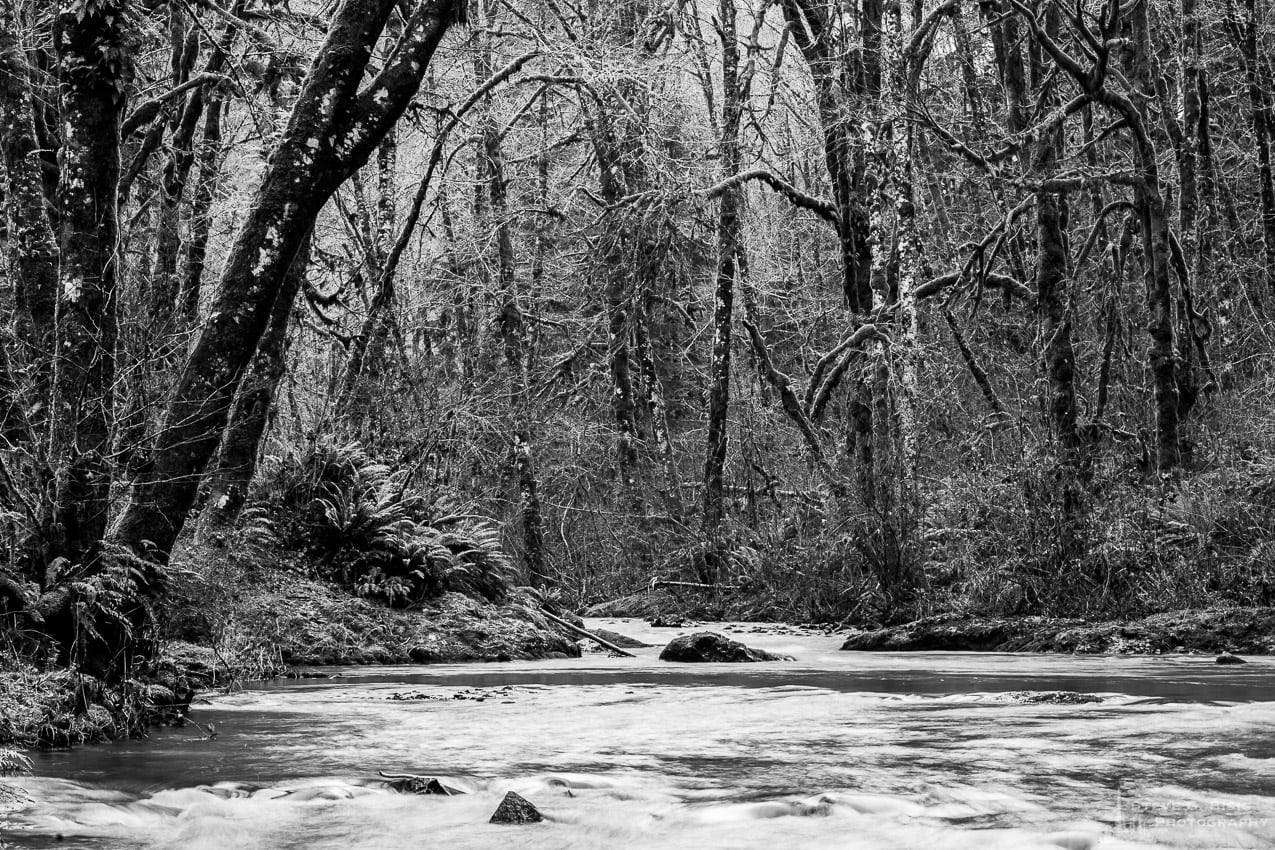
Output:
top-left (3, 619), bottom-right (1273, 849)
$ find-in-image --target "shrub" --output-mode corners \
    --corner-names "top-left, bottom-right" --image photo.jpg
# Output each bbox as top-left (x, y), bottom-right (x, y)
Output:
top-left (255, 441), bottom-right (514, 606)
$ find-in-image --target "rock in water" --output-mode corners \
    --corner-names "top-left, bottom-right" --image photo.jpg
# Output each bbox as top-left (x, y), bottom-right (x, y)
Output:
top-left (659, 632), bottom-right (791, 662)
top-left (385, 776), bottom-right (462, 795)
top-left (591, 628), bottom-right (653, 648)
top-left (649, 615), bottom-right (687, 628)
top-left (998, 691), bottom-right (1104, 705)
top-left (1216, 652), bottom-right (1247, 665)
top-left (490, 791), bottom-right (544, 824)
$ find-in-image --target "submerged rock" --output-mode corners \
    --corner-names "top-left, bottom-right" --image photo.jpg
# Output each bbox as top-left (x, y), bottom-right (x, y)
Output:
top-left (659, 632), bottom-right (790, 663)
top-left (490, 790), bottom-right (543, 824)
top-left (591, 628), bottom-right (652, 648)
top-left (997, 691), bottom-right (1104, 705)
top-left (1216, 652), bottom-right (1247, 665)
top-left (649, 615), bottom-right (688, 628)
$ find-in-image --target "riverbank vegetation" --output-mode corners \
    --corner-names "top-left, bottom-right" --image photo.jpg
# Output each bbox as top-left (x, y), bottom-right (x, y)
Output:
top-left (1, 0), bottom-right (1274, 742)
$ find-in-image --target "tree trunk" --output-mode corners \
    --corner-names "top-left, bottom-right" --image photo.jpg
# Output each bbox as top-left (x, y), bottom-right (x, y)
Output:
top-left (781, 0), bottom-right (874, 311)
top-left (181, 79), bottom-right (227, 324)
top-left (335, 131), bottom-right (399, 421)
top-left (1032, 6), bottom-right (1080, 467)
top-left (474, 6), bottom-right (547, 585)
top-left (199, 234), bottom-right (312, 535)
top-left (47, 0), bottom-right (130, 563)
top-left (114, 0), bottom-right (467, 557)
top-left (0, 27), bottom-right (57, 377)
top-left (150, 5), bottom-right (203, 332)
top-left (1235, 0), bottom-right (1275, 280)
top-left (702, 0), bottom-right (743, 541)
top-left (1126, 1), bottom-right (1181, 471)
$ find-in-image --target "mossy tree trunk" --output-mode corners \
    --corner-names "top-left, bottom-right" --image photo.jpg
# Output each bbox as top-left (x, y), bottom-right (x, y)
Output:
top-left (199, 234), bottom-right (313, 536)
top-left (114, 0), bottom-right (468, 559)
top-left (47, 0), bottom-right (131, 565)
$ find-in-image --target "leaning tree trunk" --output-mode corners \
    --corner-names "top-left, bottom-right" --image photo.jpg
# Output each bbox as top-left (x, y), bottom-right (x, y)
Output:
top-left (199, 233), bottom-right (313, 536)
top-left (114, 0), bottom-right (467, 559)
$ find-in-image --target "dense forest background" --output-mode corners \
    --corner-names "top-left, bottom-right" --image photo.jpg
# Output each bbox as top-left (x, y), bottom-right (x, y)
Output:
top-left (2, 0), bottom-right (1274, 682)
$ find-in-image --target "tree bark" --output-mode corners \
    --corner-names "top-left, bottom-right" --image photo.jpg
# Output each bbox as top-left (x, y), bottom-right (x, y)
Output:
top-left (48, 0), bottom-right (130, 562)
top-left (702, 0), bottom-right (743, 540)
top-left (781, 0), bottom-right (874, 311)
top-left (0, 27), bottom-right (57, 377)
top-left (473, 6), bottom-right (547, 585)
top-left (199, 233), bottom-right (312, 534)
top-left (181, 78), bottom-right (227, 324)
top-left (1232, 0), bottom-right (1275, 280)
top-left (1031, 6), bottom-right (1080, 466)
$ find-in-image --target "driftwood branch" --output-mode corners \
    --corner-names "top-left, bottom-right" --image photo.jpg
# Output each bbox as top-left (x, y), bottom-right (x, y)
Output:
top-left (538, 608), bottom-right (636, 657)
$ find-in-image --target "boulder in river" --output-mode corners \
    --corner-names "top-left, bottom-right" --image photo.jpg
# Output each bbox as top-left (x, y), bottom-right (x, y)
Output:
top-left (490, 790), bottom-right (543, 824)
top-left (659, 632), bottom-right (791, 662)
top-left (1216, 652), bottom-right (1247, 665)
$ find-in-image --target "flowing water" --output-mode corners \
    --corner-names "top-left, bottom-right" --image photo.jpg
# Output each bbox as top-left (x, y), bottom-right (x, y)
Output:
top-left (4, 619), bottom-right (1275, 849)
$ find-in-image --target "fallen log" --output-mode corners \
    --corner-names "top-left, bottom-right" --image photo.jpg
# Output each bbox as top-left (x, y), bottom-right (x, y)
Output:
top-left (538, 608), bottom-right (636, 657)
top-left (648, 578), bottom-right (739, 592)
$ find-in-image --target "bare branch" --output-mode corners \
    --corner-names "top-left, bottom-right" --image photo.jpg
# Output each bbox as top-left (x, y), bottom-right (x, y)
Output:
top-left (703, 168), bottom-right (839, 224)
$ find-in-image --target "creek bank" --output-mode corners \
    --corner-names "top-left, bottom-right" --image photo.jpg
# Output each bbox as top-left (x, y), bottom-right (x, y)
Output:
top-left (840, 608), bottom-right (1275, 655)
top-left (0, 568), bottom-right (581, 749)
top-left (168, 569), bottom-right (582, 685)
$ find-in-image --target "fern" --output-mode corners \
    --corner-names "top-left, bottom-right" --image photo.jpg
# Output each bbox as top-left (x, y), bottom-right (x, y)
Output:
top-left (254, 440), bottom-right (514, 606)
